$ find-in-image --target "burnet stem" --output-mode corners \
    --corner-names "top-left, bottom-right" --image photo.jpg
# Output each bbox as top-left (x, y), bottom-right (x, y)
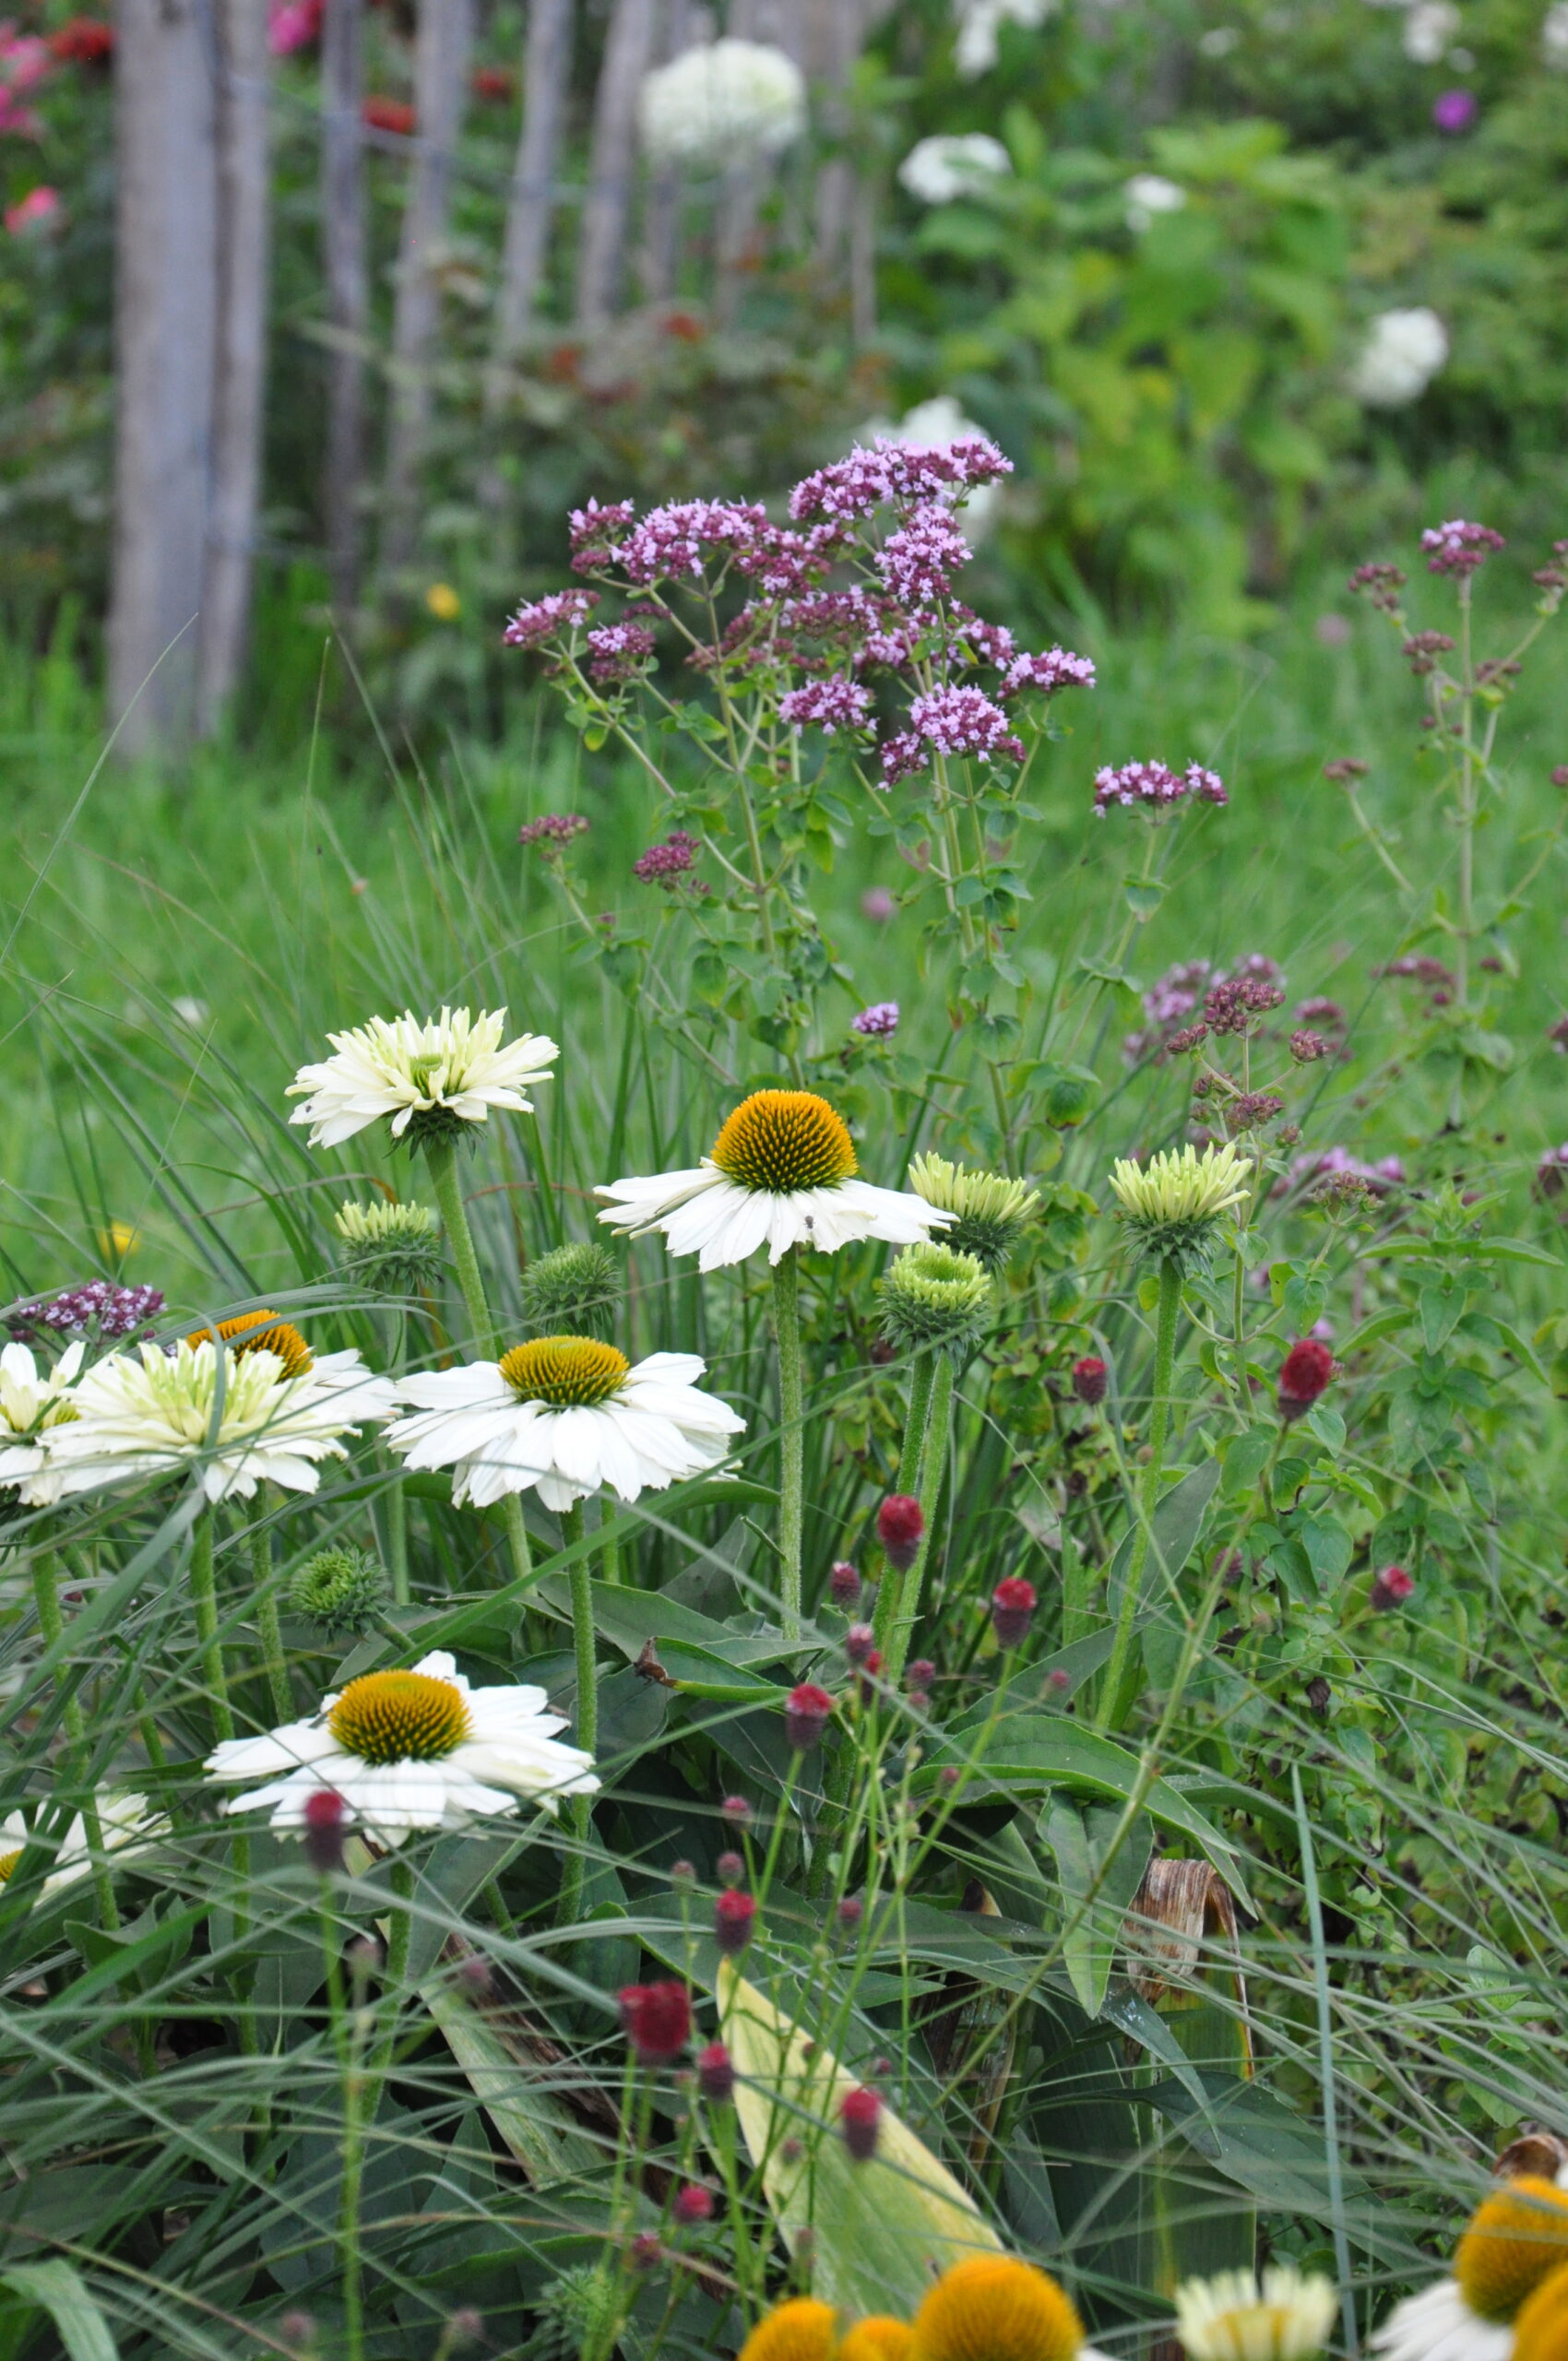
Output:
top-left (424, 1135), bottom-right (534, 1592)
top-left (1096, 1253), bottom-right (1182, 1733)
top-left (875, 1352), bottom-right (955, 1684)
top-left (772, 1246), bottom-right (804, 1641)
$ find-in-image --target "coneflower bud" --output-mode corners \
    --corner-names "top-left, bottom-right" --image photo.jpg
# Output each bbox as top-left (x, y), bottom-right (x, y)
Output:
top-left (990, 1576), bottom-right (1037, 1648)
top-left (877, 1494), bottom-right (924, 1572)
top-left (618, 1979), bottom-right (691, 2063)
top-left (696, 2041), bottom-right (734, 2103)
top-left (714, 1889), bottom-right (756, 1955)
top-left (672, 2184), bottom-right (714, 2225)
top-left (1071, 1355), bottom-right (1108, 1406)
top-left (829, 1560), bottom-right (861, 1606)
top-left (845, 1622), bottom-right (876, 1666)
top-left (1371, 1564), bottom-right (1415, 1611)
top-left (1277, 1338), bottom-right (1335, 1420)
top-left (840, 2085), bottom-right (882, 2163)
top-left (719, 1794), bottom-right (752, 1828)
top-left (716, 1849), bottom-right (745, 1888)
top-left (785, 1681), bottom-right (834, 1750)
top-left (302, 1787), bottom-right (347, 1877)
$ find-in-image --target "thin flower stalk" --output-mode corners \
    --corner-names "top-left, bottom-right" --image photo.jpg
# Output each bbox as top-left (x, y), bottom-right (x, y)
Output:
top-left (30, 1550), bottom-right (119, 1933)
top-left (558, 1499), bottom-right (598, 1924)
top-left (878, 1354), bottom-right (954, 1685)
top-left (247, 1499), bottom-right (292, 1725)
top-left (1097, 1252), bottom-right (1183, 1730)
top-left (422, 1135), bottom-right (534, 1591)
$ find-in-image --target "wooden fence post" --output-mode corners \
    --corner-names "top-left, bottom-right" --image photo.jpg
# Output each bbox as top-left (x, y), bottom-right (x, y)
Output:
top-left (493, 0), bottom-right (575, 364)
top-left (321, 0), bottom-right (368, 609)
top-left (576, 0), bottom-right (655, 327)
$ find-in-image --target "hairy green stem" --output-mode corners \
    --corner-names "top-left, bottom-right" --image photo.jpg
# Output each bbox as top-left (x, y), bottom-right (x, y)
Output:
top-left (248, 1509), bottom-right (292, 1724)
top-left (425, 1135), bottom-right (534, 1593)
top-left (1096, 1254), bottom-right (1182, 1732)
top-left (772, 1248), bottom-right (804, 1640)
top-left (870, 1349), bottom-right (936, 1657)
top-left (559, 1500), bottom-right (597, 1927)
top-left (189, 1509), bottom-right (235, 1745)
top-left (32, 1553), bottom-right (119, 1932)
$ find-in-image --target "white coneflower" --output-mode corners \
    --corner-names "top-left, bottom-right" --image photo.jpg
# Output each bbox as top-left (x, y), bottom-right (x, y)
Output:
top-left (1373, 2178), bottom-right (1568, 2361)
top-left (596, 1088), bottom-right (951, 1273)
top-left (287, 1007), bottom-right (558, 1150)
top-left (41, 1335), bottom-right (397, 1503)
top-left (387, 1337), bottom-right (743, 1512)
top-left (0, 1338), bottom-right (85, 1505)
top-left (0, 1791), bottom-right (165, 1896)
top-left (205, 1649), bottom-right (599, 1844)
top-left (1108, 1140), bottom-right (1253, 1268)
top-left (1177, 2265), bottom-right (1338, 2361)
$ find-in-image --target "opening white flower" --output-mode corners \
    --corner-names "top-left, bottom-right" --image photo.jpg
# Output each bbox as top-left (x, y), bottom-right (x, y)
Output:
top-left (387, 1336), bottom-right (744, 1512)
top-left (1372, 2179), bottom-right (1568, 2361)
top-left (0, 1791), bottom-right (165, 1897)
top-left (596, 1088), bottom-right (952, 1272)
top-left (1108, 1141), bottom-right (1254, 1267)
top-left (897, 134), bottom-right (1012, 207)
top-left (0, 1338), bottom-right (86, 1506)
top-left (40, 1334), bottom-right (398, 1503)
top-left (205, 1649), bottom-right (599, 1845)
top-left (1177, 2265), bottom-right (1338, 2361)
top-left (287, 1007), bottom-right (558, 1149)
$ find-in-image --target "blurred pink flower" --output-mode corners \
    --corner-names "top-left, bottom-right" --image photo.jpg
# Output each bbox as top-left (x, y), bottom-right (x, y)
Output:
top-left (0, 23), bottom-right (53, 91)
top-left (268, 0), bottom-right (323, 53)
top-left (5, 181), bottom-right (59, 232)
top-left (1432, 88), bottom-right (1477, 131)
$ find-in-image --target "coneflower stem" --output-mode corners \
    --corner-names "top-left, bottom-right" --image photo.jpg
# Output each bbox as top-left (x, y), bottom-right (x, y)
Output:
top-left (1097, 1253), bottom-right (1182, 1733)
top-left (424, 1135), bottom-right (535, 1593)
top-left (772, 1247), bottom-right (804, 1641)
top-left (189, 1509), bottom-right (235, 1745)
top-left (31, 1551), bottom-right (119, 1933)
top-left (248, 1507), bottom-right (292, 1724)
top-left (559, 1500), bottom-right (597, 1928)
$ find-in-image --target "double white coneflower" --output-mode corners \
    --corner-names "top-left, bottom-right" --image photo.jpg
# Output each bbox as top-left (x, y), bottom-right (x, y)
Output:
top-left (287, 1006), bottom-right (558, 1149)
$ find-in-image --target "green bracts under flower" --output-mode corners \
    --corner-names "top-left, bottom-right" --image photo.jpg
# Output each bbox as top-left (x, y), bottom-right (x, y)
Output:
top-left (876, 1241), bottom-right (992, 1358)
top-left (520, 1240), bottom-right (624, 1341)
top-left (907, 1153), bottom-right (1039, 1272)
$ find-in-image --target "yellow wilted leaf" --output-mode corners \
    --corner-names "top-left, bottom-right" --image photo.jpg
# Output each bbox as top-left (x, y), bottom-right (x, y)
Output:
top-left (718, 1958), bottom-right (1002, 2315)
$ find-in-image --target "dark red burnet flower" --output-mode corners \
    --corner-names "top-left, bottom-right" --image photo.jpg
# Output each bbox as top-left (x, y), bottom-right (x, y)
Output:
top-left (713, 1889), bottom-right (756, 1956)
top-left (784, 1681), bottom-right (834, 1750)
top-left (877, 1493), bottom-right (924, 1572)
top-left (470, 64), bottom-right (515, 100)
top-left (49, 15), bottom-right (113, 62)
top-left (719, 1794), bottom-right (752, 1828)
top-left (716, 1849), bottom-right (745, 1888)
top-left (696, 2040), bottom-right (734, 2103)
top-left (829, 1560), bottom-right (861, 1606)
top-left (362, 94), bottom-right (416, 134)
top-left (1277, 1338), bottom-right (1335, 1421)
top-left (1071, 1355), bottom-right (1108, 1406)
top-left (619, 1979), bottom-right (692, 2063)
top-left (672, 2183), bottom-right (715, 2225)
top-left (991, 1577), bottom-right (1037, 1648)
top-left (1371, 1564), bottom-right (1415, 1612)
top-left (840, 2084), bottom-right (882, 2163)
top-left (837, 1895), bottom-right (863, 1931)
top-left (302, 1787), bottom-right (347, 1876)
top-left (845, 1622), bottom-right (877, 1667)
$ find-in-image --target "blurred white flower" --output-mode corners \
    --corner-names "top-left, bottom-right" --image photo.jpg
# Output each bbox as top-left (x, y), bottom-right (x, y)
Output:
top-left (897, 133), bottom-right (1011, 206)
top-left (1125, 173), bottom-right (1187, 231)
top-left (954, 0), bottom-right (1058, 77)
top-left (1178, 2266), bottom-right (1337, 2361)
top-left (860, 395), bottom-right (1009, 536)
top-left (1403, 0), bottom-right (1460, 59)
top-left (206, 1650), bottom-right (599, 1846)
top-left (1198, 24), bottom-right (1241, 51)
top-left (1348, 306), bottom-right (1448, 407)
top-left (0, 1791), bottom-right (166, 1898)
top-left (637, 39), bottom-right (806, 174)
top-left (1542, 0), bottom-right (1568, 63)
top-left (172, 997), bottom-right (208, 1029)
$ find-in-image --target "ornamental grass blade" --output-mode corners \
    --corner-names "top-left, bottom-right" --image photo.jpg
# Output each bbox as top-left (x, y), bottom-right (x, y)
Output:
top-left (422, 1940), bottom-right (606, 2189)
top-left (0, 2261), bottom-right (120, 2361)
top-left (718, 1958), bottom-right (1002, 2314)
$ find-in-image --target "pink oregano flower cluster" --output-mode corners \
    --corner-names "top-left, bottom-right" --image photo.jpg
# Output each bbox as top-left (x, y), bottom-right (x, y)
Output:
top-left (501, 434), bottom-right (1116, 797)
top-left (1420, 519), bottom-right (1504, 579)
top-left (1092, 760), bottom-right (1227, 817)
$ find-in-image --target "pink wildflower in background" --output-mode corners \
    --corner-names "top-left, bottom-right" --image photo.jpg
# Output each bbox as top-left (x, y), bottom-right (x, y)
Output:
top-left (1420, 518), bottom-right (1503, 576)
top-left (1093, 760), bottom-right (1228, 816)
top-left (1431, 89), bottom-right (1477, 131)
top-left (851, 1003), bottom-right (899, 1038)
top-left (1000, 647), bottom-right (1097, 697)
top-left (5, 183), bottom-right (59, 233)
top-left (779, 677), bottom-right (873, 735)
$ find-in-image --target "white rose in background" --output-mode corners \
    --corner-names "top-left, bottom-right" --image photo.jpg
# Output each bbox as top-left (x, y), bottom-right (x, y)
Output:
top-left (953, 0), bottom-right (1058, 78)
top-left (1542, 0), bottom-right (1568, 63)
top-left (637, 39), bottom-right (806, 174)
top-left (859, 396), bottom-right (1010, 537)
top-left (1348, 307), bottom-right (1449, 407)
top-left (1403, 0), bottom-right (1460, 59)
top-left (897, 134), bottom-right (1012, 207)
top-left (1125, 173), bottom-right (1187, 231)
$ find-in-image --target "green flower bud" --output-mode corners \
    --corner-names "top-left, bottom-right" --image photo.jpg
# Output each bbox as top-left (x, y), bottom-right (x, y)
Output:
top-left (519, 1241), bottom-right (623, 1341)
top-left (876, 1241), bottom-right (992, 1358)
top-left (290, 1545), bottom-right (390, 1636)
top-left (1107, 1142), bottom-right (1253, 1273)
top-left (334, 1199), bottom-right (443, 1295)
top-left (907, 1153), bottom-right (1039, 1273)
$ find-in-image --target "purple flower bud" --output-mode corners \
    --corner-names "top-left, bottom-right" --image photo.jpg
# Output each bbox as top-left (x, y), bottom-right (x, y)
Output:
top-left (716, 1850), bottom-right (745, 1888)
top-left (697, 2040), bottom-right (735, 2103)
top-left (840, 2085), bottom-right (882, 2163)
top-left (828, 1560), bottom-right (861, 1606)
top-left (991, 1577), bottom-right (1037, 1649)
top-left (784, 1682), bottom-right (834, 1750)
top-left (845, 1622), bottom-right (877, 1666)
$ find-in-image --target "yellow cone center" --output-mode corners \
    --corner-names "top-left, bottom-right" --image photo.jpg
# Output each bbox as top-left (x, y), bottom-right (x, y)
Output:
top-left (710, 1090), bottom-right (858, 1194)
top-left (736, 2299), bottom-right (839, 2361)
top-left (0, 1845), bottom-right (20, 1883)
top-left (327, 1669), bottom-right (471, 1763)
top-left (1457, 2181), bottom-right (1568, 2323)
top-left (186, 1310), bottom-right (314, 1377)
top-left (910, 2257), bottom-right (1083, 2361)
top-left (1515, 2263), bottom-right (1568, 2361)
top-left (499, 1335), bottom-right (630, 1407)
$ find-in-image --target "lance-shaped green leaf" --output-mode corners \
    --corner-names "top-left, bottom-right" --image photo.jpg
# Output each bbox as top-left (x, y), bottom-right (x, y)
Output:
top-left (0, 2261), bottom-right (120, 2361)
top-left (718, 1958), bottom-right (1002, 2315)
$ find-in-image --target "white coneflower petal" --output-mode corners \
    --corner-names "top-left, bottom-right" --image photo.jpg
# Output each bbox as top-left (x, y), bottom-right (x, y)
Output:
top-left (0, 1791), bottom-right (166, 1897)
top-left (206, 1648), bottom-right (598, 1845)
top-left (1371, 2280), bottom-right (1511, 2361)
top-left (0, 1337), bottom-right (85, 1505)
top-left (287, 1006), bottom-right (558, 1149)
top-left (41, 1337), bottom-right (398, 1503)
top-left (596, 1088), bottom-right (951, 1271)
top-left (386, 1338), bottom-right (743, 1513)
top-left (1176, 2264), bottom-right (1338, 2361)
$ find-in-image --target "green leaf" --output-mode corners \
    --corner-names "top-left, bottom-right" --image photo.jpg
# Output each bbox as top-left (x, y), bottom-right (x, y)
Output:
top-left (1107, 1459), bottom-right (1222, 1609)
top-left (423, 1965), bottom-right (602, 2189)
top-left (1041, 1801), bottom-right (1153, 2017)
top-left (0, 2262), bottom-right (120, 2361)
top-left (719, 1960), bottom-right (1002, 2312)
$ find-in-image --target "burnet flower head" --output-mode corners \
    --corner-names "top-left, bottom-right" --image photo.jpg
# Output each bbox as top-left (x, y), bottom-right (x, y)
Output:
top-left (0, 1339), bottom-right (86, 1506)
top-left (1109, 1142), bottom-right (1253, 1271)
top-left (0, 1790), bottom-right (165, 1898)
top-left (41, 1318), bottom-right (397, 1503)
top-left (387, 1336), bottom-right (743, 1512)
top-left (1372, 2177), bottom-right (1568, 2361)
top-left (288, 1008), bottom-right (558, 1150)
top-left (1176, 2266), bottom-right (1337, 2361)
top-left (596, 1088), bottom-right (952, 1272)
top-left (637, 38), bottom-right (806, 174)
top-left (206, 1649), bottom-right (598, 1846)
